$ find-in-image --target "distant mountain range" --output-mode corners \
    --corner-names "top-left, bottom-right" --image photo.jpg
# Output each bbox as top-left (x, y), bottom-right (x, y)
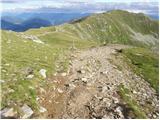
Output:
top-left (1, 13), bottom-right (90, 32)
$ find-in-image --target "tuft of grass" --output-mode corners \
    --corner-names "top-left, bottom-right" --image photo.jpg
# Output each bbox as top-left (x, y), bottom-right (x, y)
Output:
top-left (118, 84), bottom-right (147, 119)
top-left (122, 47), bottom-right (159, 92)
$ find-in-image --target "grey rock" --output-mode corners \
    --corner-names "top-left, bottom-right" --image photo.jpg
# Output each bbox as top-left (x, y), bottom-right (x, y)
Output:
top-left (39, 69), bottom-right (47, 78)
top-left (0, 108), bottom-right (17, 118)
top-left (21, 104), bottom-right (33, 119)
top-left (77, 70), bottom-right (85, 74)
top-left (81, 78), bottom-right (88, 83)
top-left (26, 74), bottom-right (34, 79)
top-left (0, 80), bottom-right (5, 83)
top-left (39, 106), bottom-right (47, 113)
top-left (22, 67), bottom-right (33, 75)
top-left (61, 72), bottom-right (67, 77)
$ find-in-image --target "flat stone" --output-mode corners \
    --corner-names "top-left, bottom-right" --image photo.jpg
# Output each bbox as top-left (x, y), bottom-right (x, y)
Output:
top-left (0, 80), bottom-right (5, 83)
top-left (57, 88), bottom-right (63, 93)
top-left (39, 69), bottom-right (47, 78)
top-left (0, 108), bottom-right (17, 118)
top-left (77, 70), bottom-right (85, 74)
top-left (113, 97), bottom-right (119, 104)
top-left (21, 104), bottom-right (33, 119)
top-left (61, 72), bottom-right (67, 77)
top-left (39, 106), bottom-right (47, 113)
top-left (81, 78), bottom-right (88, 83)
top-left (26, 75), bottom-right (34, 79)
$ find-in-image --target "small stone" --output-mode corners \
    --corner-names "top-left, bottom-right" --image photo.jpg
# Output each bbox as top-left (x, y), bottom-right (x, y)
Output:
top-left (101, 71), bottom-right (108, 75)
top-left (132, 90), bottom-right (137, 94)
top-left (26, 75), bottom-right (34, 79)
top-left (54, 72), bottom-right (57, 76)
top-left (0, 108), bottom-right (17, 118)
top-left (64, 83), bottom-right (69, 87)
top-left (69, 83), bottom-right (76, 89)
top-left (21, 104), bottom-right (33, 119)
top-left (23, 67), bottom-right (33, 75)
top-left (39, 106), bottom-right (47, 113)
top-left (113, 97), bottom-right (119, 104)
top-left (8, 89), bottom-right (15, 93)
top-left (153, 114), bottom-right (157, 119)
top-left (115, 106), bottom-right (124, 118)
top-left (36, 97), bottom-right (40, 101)
top-left (40, 88), bottom-right (46, 93)
top-left (0, 80), bottom-right (5, 83)
top-left (5, 63), bottom-right (10, 66)
top-left (81, 78), bottom-right (87, 83)
top-left (102, 86), bottom-right (108, 93)
top-left (61, 72), bottom-right (67, 77)
top-left (2, 69), bottom-right (7, 73)
top-left (97, 86), bottom-right (103, 92)
top-left (77, 70), bottom-right (85, 74)
top-left (57, 88), bottom-right (63, 93)
top-left (39, 69), bottom-right (47, 78)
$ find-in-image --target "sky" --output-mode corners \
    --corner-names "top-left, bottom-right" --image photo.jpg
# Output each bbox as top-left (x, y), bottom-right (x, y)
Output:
top-left (1, 0), bottom-right (159, 10)
top-left (0, 0), bottom-right (159, 17)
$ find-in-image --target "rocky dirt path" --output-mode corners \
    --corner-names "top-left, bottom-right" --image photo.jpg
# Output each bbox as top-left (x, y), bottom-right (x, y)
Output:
top-left (38, 44), bottom-right (158, 119)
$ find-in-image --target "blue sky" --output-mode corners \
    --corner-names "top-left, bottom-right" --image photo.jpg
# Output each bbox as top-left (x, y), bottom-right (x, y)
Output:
top-left (1, 0), bottom-right (159, 15)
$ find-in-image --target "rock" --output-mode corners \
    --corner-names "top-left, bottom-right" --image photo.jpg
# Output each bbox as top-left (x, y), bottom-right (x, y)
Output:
top-left (97, 86), bottom-right (103, 92)
top-left (153, 114), bottom-right (157, 119)
top-left (69, 83), bottom-right (76, 89)
top-left (81, 78), bottom-right (88, 83)
top-left (0, 80), bottom-right (5, 83)
top-left (2, 69), bottom-right (7, 73)
top-left (61, 72), bottom-right (67, 77)
top-left (39, 69), bottom-right (47, 78)
top-left (54, 72), bottom-right (57, 76)
top-left (113, 97), bottom-right (119, 104)
top-left (21, 104), bottom-right (33, 119)
top-left (77, 70), bottom-right (85, 74)
top-left (8, 89), bottom-right (15, 93)
top-left (23, 67), bottom-right (33, 75)
top-left (39, 106), bottom-right (47, 113)
top-left (0, 108), bottom-right (17, 118)
top-left (132, 90), bottom-right (137, 94)
top-left (36, 97), bottom-right (40, 101)
top-left (26, 75), bottom-right (34, 79)
top-left (101, 71), bottom-right (108, 75)
top-left (102, 86), bottom-right (108, 93)
top-left (64, 83), bottom-right (69, 87)
top-left (57, 88), bottom-right (63, 93)
top-left (5, 63), bottom-right (10, 66)
top-left (39, 87), bottom-right (46, 93)
top-left (115, 106), bottom-right (124, 118)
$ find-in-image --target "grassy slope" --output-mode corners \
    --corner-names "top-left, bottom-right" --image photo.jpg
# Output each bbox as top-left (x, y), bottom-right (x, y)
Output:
top-left (61, 10), bottom-right (158, 47)
top-left (122, 47), bottom-right (159, 92)
top-left (1, 29), bottom-right (98, 111)
top-left (1, 10), bottom-right (159, 116)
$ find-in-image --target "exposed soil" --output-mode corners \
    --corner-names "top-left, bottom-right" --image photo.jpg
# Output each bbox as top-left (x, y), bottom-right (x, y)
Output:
top-left (37, 44), bottom-right (159, 119)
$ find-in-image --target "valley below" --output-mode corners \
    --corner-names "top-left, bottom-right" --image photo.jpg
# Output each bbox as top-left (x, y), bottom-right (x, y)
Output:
top-left (0, 10), bottom-right (159, 119)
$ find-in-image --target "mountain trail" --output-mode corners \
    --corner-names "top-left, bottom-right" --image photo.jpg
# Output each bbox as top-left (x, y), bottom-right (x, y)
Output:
top-left (37, 44), bottom-right (158, 119)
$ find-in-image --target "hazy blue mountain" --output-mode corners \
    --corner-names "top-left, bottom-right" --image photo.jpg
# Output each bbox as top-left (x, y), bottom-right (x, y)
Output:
top-left (1, 18), bottom-right (52, 32)
top-left (1, 12), bottom-right (90, 32)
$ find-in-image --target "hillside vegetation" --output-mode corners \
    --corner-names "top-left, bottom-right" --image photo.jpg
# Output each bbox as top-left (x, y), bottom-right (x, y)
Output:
top-left (1, 10), bottom-right (159, 119)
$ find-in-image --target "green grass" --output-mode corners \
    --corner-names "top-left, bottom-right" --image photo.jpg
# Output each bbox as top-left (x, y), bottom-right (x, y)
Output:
top-left (122, 47), bottom-right (159, 92)
top-left (118, 84), bottom-right (147, 119)
top-left (1, 10), bottom-right (159, 116)
top-left (1, 30), bottom-right (98, 111)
